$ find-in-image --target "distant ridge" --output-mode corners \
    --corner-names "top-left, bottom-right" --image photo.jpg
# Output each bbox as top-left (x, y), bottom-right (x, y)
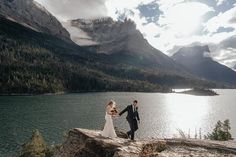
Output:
top-left (172, 45), bottom-right (236, 86)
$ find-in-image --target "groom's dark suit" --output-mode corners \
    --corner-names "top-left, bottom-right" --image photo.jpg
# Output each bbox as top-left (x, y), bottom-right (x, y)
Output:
top-left (119, 104), bottom-right (140, 140)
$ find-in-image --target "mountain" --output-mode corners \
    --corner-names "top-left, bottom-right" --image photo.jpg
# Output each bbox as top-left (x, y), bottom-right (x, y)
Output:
top-left (0, 14), bottom-right (220, 94)
top-left (172, 45), bottom-right (236, 86)
top-left (0, 0), bottom-right (220, 94)
top-left (0, 0), bottom-right (70, 41)
top-left (1, 15), bottom-right (169, 94)
top-left (64, 18), bottom-right (182, 72)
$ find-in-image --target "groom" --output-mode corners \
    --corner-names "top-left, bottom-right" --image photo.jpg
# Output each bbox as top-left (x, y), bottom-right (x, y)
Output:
top-left (119, 100), bottom-right (140, 140)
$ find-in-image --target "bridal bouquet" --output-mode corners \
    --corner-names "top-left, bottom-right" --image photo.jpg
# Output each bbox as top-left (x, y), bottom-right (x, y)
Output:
top-left (110, 107), bottom-right (118, 116)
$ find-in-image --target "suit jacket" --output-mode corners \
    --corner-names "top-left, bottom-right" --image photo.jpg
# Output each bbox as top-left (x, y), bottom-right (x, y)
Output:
top-left (119, 105), bottom-right (140, 122)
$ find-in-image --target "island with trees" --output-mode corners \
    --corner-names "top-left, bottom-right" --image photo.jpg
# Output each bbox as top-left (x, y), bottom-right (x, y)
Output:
top-left (175, 88), bottom-right (219, 96)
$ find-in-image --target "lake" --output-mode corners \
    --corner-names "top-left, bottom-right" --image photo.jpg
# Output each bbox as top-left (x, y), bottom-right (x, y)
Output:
top-left (0, 89), bottom-right (236, 157)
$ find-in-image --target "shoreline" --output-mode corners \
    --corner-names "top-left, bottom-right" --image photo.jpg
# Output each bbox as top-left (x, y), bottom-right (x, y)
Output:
top-left (0, 90), bottom-right (171, 96)
top-left (0, 88), bottom-right (235, 96)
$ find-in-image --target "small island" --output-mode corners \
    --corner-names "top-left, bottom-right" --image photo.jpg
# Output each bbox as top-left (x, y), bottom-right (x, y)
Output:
top-left (175, 88), bottom-right (219, 96)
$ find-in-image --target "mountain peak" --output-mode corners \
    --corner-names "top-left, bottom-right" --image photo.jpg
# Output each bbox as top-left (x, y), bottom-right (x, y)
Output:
top-left (32, 0), bottom-right (50, 15)
top-left (174, 45), bottom-right (210, 59)
top-left (172, 45), bottom-right (236, 86)
top-left (64, 17), bottom-right (139, 49)
top-left (63, 17), bottom-right (183, 72)
top-left (73, 17), bottom-right (114, 25)
top-left (0, 0), bottom-right (71, 41)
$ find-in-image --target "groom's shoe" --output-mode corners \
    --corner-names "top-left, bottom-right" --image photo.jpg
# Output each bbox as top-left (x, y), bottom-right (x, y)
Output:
top-left (126, 132), bottom-right (131, 139)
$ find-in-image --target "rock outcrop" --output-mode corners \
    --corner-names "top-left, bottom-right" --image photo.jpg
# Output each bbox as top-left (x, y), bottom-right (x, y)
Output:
top-left (53, 128), bottom-right (236, 157)
top-left (0, 0), bottom-right (71, 42)
top-left (53, 128), bottom-right (166, 157)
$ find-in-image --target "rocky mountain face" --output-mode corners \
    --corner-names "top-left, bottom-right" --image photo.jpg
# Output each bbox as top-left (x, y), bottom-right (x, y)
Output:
top-left (64, 17), bottom-right (181, 71)
top-left (65, 17), bottom-right (143, 49)
top-left (172, 45), bottom-right (236, 86)
top-left (0, 0), bottom-right (71, 41)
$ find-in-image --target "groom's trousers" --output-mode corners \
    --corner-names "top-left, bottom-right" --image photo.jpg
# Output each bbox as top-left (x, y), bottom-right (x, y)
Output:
top-left (127, 119), bottom-right (138, 140)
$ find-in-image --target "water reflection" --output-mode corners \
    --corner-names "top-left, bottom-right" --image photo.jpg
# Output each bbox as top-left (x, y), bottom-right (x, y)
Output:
top-left (0, 90), bottom-right (236, 157)
top-left (164, 94), bottom-right (210, 137)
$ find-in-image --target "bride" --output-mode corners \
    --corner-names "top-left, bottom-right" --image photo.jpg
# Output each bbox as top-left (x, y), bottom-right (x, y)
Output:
top-left (101, 100), bottom-right (117, 138)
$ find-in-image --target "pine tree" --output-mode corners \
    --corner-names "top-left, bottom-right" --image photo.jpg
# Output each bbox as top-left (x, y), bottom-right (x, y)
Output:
top-left (18, 130), bottom-right (54, 157)
top-left (205, 119), bottom-right (233, 141)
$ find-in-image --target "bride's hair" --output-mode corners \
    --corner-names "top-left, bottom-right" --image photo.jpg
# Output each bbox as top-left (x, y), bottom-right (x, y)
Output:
top-left (107, 100), bottom-right (115, 107)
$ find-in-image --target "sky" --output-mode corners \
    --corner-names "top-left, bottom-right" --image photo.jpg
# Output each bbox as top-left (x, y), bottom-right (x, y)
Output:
top-left (35, 0), bottom-right (236, 70)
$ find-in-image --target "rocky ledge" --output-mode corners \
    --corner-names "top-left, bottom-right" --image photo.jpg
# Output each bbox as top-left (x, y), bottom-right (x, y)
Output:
top-left (53, 128), bottom-right (236, 157)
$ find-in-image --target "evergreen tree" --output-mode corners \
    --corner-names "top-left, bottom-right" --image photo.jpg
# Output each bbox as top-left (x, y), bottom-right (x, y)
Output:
top-left (205, 119), bottom-right (233, 141)
top-left (19, 130), bottom-right (53, 157)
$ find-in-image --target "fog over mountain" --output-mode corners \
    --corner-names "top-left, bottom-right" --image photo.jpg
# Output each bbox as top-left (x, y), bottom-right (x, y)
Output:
top-left (64, 17), bottom-right (184, 72)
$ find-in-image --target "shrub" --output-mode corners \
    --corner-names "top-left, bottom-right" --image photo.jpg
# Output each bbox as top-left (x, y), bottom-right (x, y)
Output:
top-left (19, 129), bottom-right (54, 157)
top-left (205, 119), bottom-right (233, 141)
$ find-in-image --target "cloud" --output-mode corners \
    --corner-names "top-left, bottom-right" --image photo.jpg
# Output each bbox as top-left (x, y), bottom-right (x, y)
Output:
top-left (148, 1), bottom-right (214, 52)
top-left (105, 0), bottom-right (215, 53)
top-left (105, 0), bottom-right (154, 20)
top-left (35, 0), bottom-right (108, 21)
top-left (212, 47), bottom-right (236, 70)
top-left (216, 0), bottom-right (227, 6)
top-left (204, 6), bottom-right (236, 33)
top-left (159, 2), bottom-right (214, 35)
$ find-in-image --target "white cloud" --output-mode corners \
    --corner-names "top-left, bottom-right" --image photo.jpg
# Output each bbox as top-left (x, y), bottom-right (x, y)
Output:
top-left (212, 48), bottom-right (236, 69)
top-left (147, 2), bottom-right (214, 52)
top-left (106, 1), bottom-right (214, 53)
top-left (157, 0), bottom-right (185, 11)
top-left (216, 0), bottom-right (227, 6)
top-left (35, 0), bottom-right (108, 21)
top-left (205, 6), bottom-right (236, 33)
top-left (209, 35), bottom-right (236, 66)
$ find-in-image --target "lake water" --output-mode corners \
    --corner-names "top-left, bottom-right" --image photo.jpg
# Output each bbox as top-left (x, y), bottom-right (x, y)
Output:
top-left (0, 89), bottom-right (236, 157)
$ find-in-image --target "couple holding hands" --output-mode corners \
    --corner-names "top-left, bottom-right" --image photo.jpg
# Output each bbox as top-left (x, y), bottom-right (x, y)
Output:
top-left (101, 100), bottom-right (140, 140)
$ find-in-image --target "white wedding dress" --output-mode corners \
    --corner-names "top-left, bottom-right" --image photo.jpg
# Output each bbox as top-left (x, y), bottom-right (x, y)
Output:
top-left (101, 110), bottom-right (117, 138)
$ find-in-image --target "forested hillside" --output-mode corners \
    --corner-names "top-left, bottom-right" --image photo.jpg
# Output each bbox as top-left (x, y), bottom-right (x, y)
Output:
top-left (0, 16), bottom-right (219, 94)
